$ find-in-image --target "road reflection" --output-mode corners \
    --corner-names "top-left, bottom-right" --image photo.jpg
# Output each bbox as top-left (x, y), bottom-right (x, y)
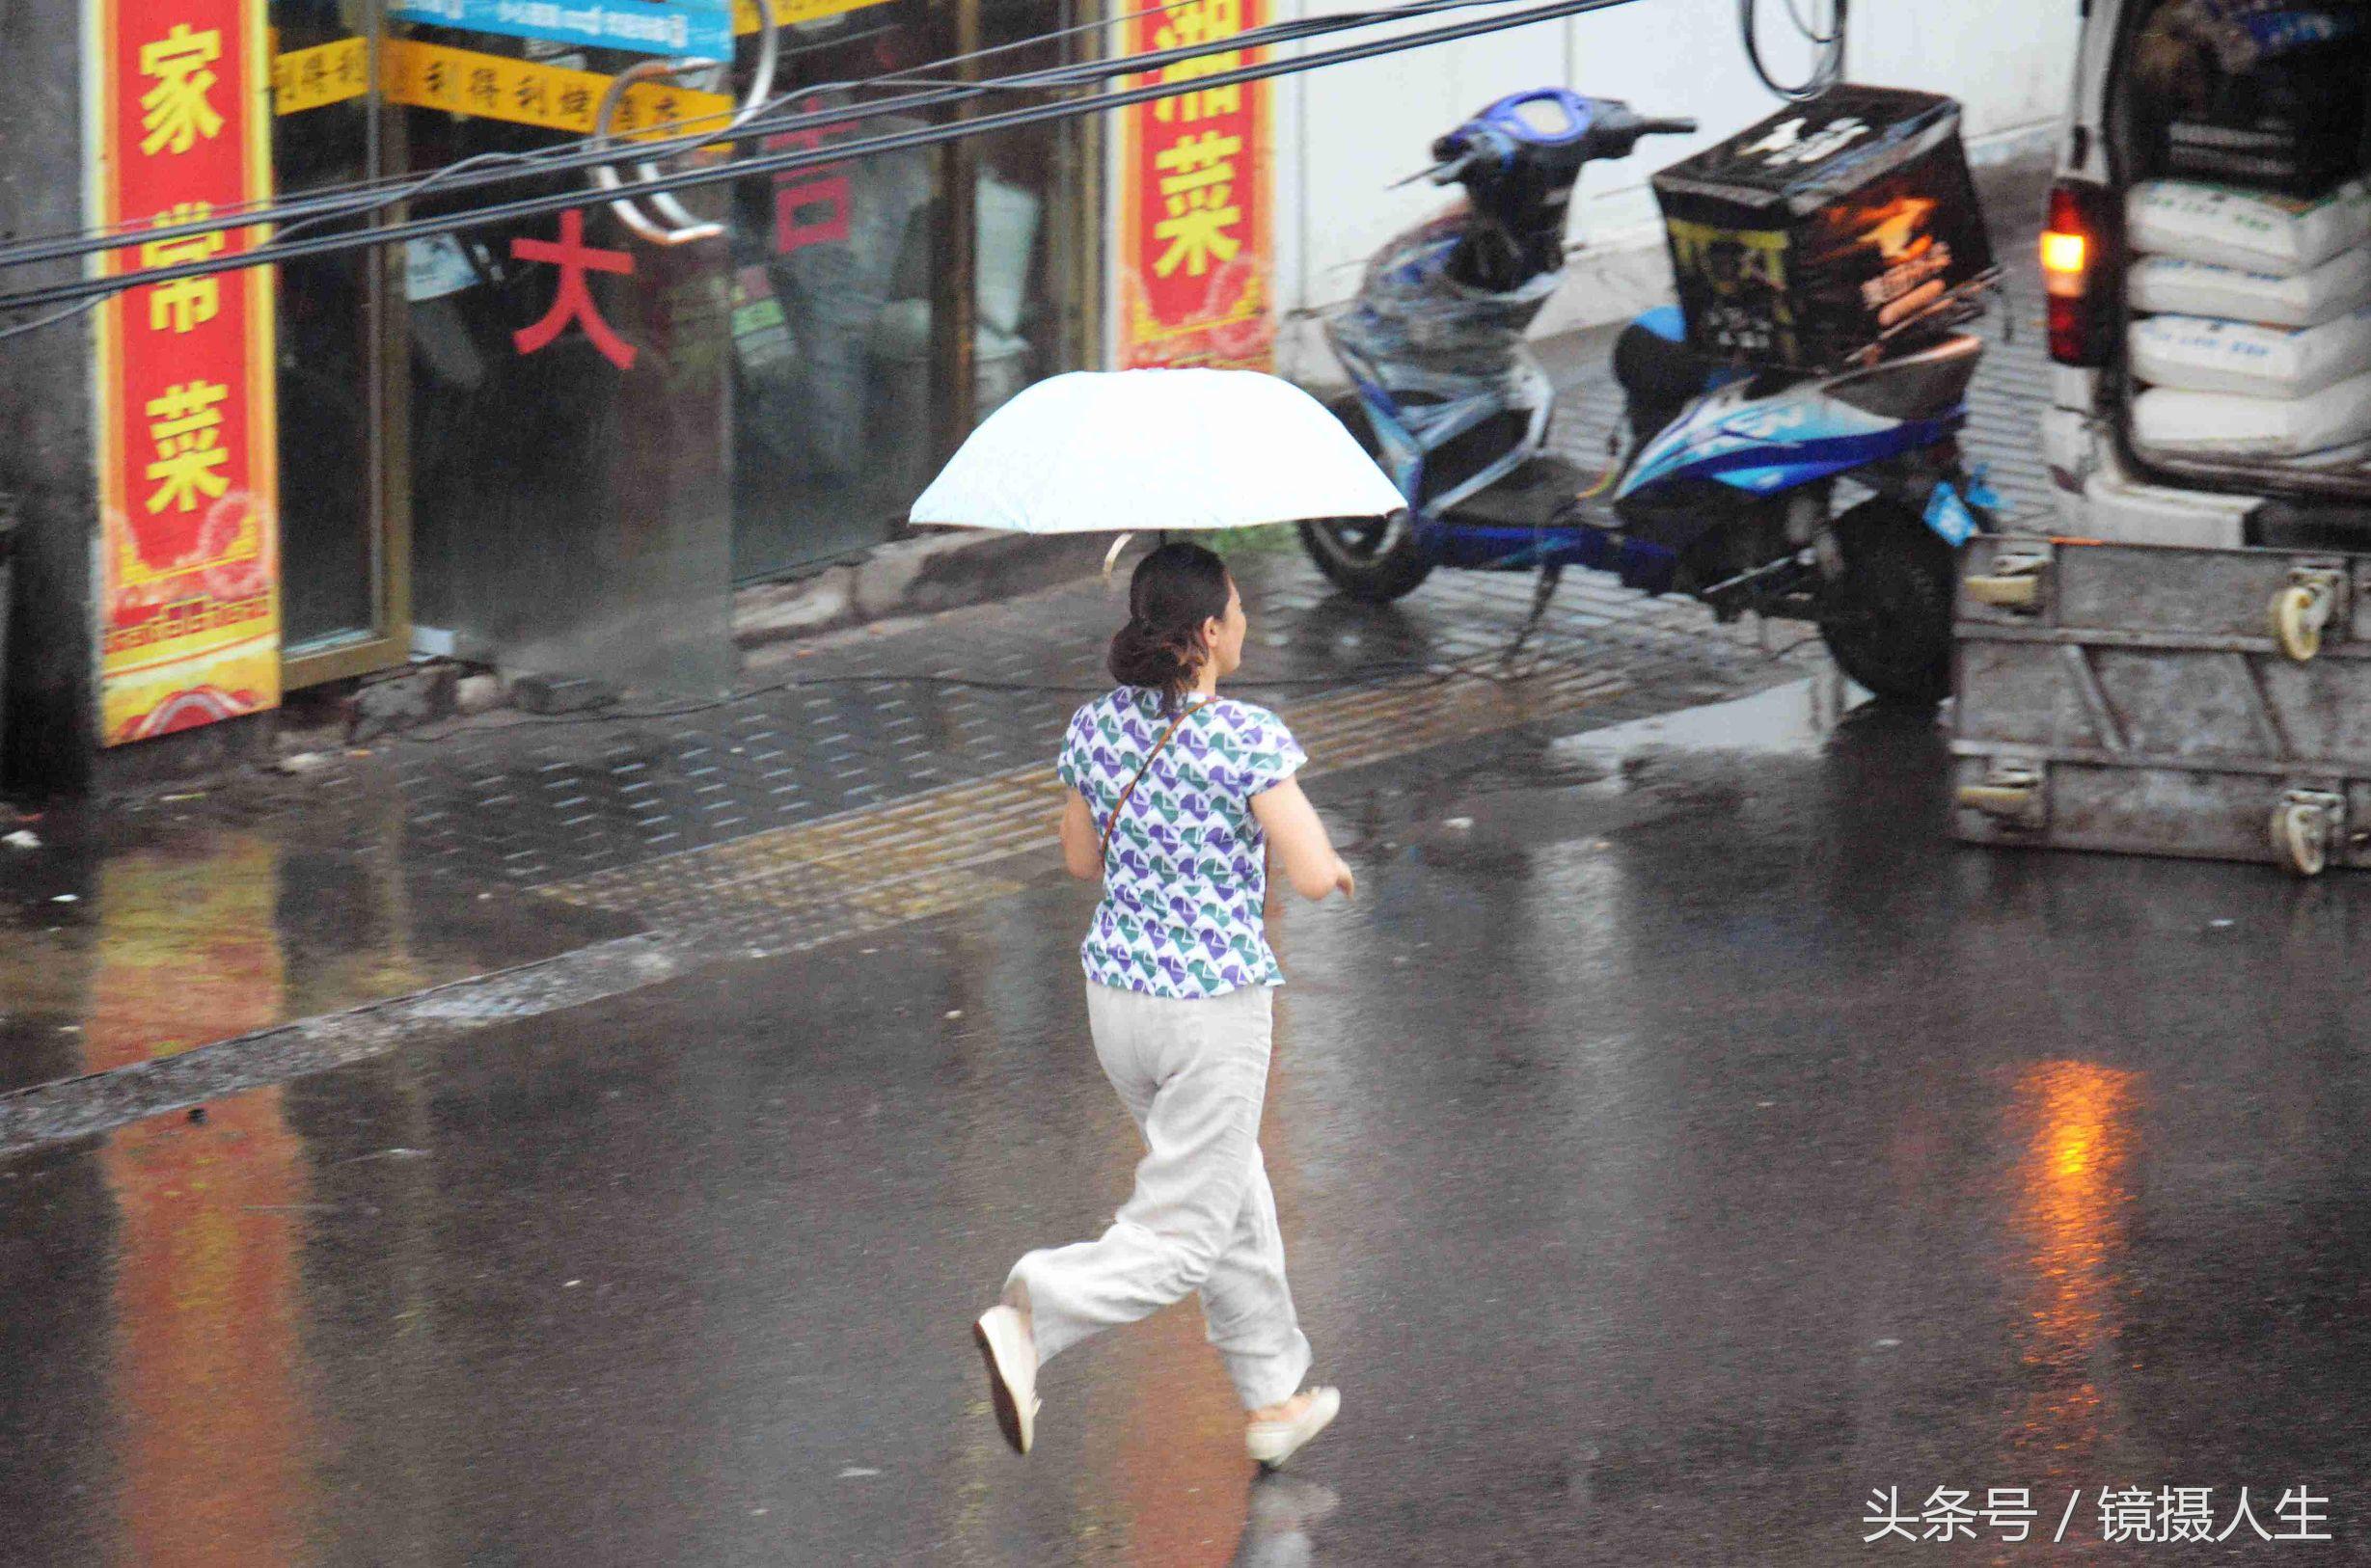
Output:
top-left (1228, 1474), bottom-right (1338, 1567)
top-left (86, 836), bottom-right (314, 1567)
top-left (2007, 1059), bottom-right (2139, 1463)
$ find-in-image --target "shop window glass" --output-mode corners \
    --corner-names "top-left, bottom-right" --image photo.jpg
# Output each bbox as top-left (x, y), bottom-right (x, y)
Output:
top-left (726, 0), bottom-right (1093, 581)
top-left (968, 0), bottom-right (1097, 428)
top-left (269, 0), bottom-right (378, 648)
top-left (396, 34), bottom-right (733, 696)
top-left (727, 6), bottom-right (945, 581)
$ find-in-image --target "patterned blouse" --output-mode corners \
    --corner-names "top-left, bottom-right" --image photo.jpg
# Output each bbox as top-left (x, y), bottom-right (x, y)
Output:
top-left (1057, 687), bottom-right (1308, 999)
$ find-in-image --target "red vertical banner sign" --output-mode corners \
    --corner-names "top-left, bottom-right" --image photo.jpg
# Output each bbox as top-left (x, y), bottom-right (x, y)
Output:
top-left (91, 0), bottom-right (280, 745)
top-left (1114, 0), bottom-right (1273, 370)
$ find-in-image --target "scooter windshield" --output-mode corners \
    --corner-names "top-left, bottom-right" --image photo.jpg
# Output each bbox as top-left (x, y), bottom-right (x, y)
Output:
top-left (1328, 210), bottom-right (1559, 398)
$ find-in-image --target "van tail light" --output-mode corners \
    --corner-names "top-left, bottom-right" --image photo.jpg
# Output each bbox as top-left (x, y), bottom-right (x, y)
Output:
top-left (2043, 179), bottom-right (2117, 367)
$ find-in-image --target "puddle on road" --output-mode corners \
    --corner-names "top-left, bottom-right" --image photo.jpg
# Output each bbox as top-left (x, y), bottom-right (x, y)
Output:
top-left (0, 820), bottom-right (636, 1096)
top-left (1551, 671), bottom-right (1870, 771)
top-left (1389, 676), bottom-right (1883, 860)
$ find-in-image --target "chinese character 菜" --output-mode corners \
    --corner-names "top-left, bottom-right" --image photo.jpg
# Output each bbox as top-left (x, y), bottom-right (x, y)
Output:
top-left (138, 24), bottom-right (226, 156)
top-left (1152, 129), bottom-right (1243, 279)
top-left (139, 203), bottom-right (224, 336)
top-left (143, 380), bottom-right (231, 514)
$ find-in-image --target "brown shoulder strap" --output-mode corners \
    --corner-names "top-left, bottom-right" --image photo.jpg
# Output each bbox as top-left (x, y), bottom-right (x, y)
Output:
top-left (1100, 699), bottom-right (1211, 864)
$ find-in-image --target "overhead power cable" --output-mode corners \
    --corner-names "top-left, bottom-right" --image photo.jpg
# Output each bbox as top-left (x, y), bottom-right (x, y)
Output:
top-left (0, 0), bottom-right (1567, 278)
top-left (0, 0), bottom-right (1640, 330)
top-left (0, 0), bottom-right (1150, 259)
top-left (0, 124), bottom-right (538, 344)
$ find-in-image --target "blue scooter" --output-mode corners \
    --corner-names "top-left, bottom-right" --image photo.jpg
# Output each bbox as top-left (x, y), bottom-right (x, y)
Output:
top-left (1301, 89), bottom-right (1997, 703)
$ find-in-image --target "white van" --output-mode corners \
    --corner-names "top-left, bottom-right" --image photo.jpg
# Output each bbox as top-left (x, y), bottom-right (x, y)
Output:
top-left (2041, 0), bottom-right (2371, 547)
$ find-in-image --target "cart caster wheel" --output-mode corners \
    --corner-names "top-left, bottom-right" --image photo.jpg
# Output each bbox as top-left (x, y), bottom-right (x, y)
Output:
top-left (1964, 547), bottom-right (2051, 613)
top-left (2271, 581), bottom-right (2332, 663)
top-left (1957, 782), bottom-right (2037, 817)
top-left (2272, 798), bottom-right (2332, 877)
top-left (1956, 766), bottom-right (2045, 829)
top-left (1965, 574), bottom-right (2040, 609)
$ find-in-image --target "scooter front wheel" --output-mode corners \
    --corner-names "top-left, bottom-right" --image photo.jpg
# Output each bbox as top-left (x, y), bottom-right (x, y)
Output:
top-left (1298, 514), bottom-right (1434, 603)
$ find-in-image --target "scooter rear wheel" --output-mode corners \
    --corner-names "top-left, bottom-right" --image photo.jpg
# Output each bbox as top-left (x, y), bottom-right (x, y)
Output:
top-left (1297, 514), bottom-right (1434, 603)
top-left (1816, 499), bottom-right (1957, 706)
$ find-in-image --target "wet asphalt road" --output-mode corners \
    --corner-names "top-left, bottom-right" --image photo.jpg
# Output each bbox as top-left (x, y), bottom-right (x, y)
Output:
top-left (5, 683), bottom-right (2369, 1565)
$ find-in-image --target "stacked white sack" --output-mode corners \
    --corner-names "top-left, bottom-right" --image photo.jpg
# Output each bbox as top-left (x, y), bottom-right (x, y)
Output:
top-left (2129, 249), bottom-right (2371, 328)
top-left (2127, 176), bottom-right (2371, 274)
top-left (2123, 177), bottom-right (2371, 463)
top-left (2130, 310), bottom-right (2371, 398)
top-left (2134, 369), bottom-right (2371, 458)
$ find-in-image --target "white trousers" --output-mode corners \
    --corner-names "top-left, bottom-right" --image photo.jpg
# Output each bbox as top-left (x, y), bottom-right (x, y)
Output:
top-left (1005, 981), bottom-right (1313, 1412)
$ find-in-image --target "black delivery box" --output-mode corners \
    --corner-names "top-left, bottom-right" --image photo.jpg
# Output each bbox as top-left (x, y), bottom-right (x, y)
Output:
top-left (1649, 87), bottom-right (1996, 372)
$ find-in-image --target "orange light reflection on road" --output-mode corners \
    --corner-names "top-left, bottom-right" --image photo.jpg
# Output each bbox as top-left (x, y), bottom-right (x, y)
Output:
top-left (2007, 1060), bottom-right (2139, 1462)
top-left (87, 838), bottom-right (313, 1568)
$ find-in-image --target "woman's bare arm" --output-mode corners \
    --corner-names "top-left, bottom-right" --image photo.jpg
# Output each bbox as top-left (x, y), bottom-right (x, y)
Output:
top-left (1250, 777), bottom-right (1355, 902)
top-left (1059, 788), bottom-right (1102, 881)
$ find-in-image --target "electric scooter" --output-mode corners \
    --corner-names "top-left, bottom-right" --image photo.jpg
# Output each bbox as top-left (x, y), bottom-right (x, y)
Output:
top-left (1300, 88), bottom-right (1999, 703)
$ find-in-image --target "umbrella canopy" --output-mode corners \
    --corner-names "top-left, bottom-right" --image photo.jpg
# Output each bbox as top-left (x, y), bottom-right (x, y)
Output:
top-left (909, 368), bottom-right (1406, 534)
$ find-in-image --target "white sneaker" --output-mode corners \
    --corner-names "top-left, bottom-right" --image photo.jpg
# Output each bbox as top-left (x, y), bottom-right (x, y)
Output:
top-left (972, 1306), bottom-right (1040, 1456)
top-left (1244, 1386), bottom-right (1340, 1469)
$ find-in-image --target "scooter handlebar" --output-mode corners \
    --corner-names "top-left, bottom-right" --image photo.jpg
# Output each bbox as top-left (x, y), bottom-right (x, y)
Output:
top-left (1406, 105), bottom-right (1692, 188)
top-left (1397, 152), bottom-right (1474, 188)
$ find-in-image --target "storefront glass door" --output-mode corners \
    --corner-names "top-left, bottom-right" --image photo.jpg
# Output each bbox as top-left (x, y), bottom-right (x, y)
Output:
top-left (270, 0), bottom-right (409, 683)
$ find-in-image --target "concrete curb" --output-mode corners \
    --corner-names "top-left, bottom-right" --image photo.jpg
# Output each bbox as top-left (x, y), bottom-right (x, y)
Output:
top-left (734, 528), bottom-right (1116, 652)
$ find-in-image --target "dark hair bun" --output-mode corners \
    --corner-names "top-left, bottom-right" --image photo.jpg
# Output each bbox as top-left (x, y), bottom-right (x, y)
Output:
top-left (1108, 618), bottom-right (1197, 690)
top-left (1108, 543), bottom-right (1234, 708)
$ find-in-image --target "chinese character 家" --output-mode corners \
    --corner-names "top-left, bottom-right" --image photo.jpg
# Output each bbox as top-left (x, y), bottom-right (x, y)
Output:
top-left (138, 24), bottom-right (226, 155)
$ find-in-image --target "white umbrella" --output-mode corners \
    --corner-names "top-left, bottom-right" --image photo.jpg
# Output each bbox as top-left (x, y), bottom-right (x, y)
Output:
top-left (908, 368), bottom-right (1406, 535)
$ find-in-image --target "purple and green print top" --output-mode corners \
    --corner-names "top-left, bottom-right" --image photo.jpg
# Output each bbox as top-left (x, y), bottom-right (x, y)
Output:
top-left (1057, 688), bottom-right (1308, 1000)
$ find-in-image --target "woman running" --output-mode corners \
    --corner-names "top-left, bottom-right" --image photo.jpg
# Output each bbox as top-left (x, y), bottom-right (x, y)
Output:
top-left (974, 542), bottom-right (1355, 1470)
